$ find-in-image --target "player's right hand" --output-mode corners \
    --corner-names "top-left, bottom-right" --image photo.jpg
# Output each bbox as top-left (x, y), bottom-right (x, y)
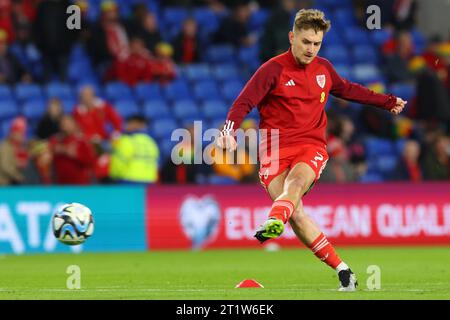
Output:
top-left (390, 97), bottom-right (407, 115)
top-left (216, 134), bottom-right (237, 152)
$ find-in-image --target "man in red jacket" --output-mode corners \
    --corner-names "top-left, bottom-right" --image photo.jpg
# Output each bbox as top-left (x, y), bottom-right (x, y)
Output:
top-left (50, 115), bottom-right (97, 185)
top-left (73, 85), bottom-right (122, 144)
top-left (217, 9), bottom-right (407, 291)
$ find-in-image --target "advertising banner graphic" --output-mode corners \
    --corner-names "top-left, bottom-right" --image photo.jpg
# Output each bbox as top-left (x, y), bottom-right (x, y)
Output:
top-left (0, 186), bottom-right (146, 254)
top-left (146, 183), bottom-right (450, 249)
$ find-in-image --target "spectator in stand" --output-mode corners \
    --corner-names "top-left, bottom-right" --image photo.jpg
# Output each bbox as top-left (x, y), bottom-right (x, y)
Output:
top-left (0, 0), bottom-right (14, 43)
top-left (9, 23), bottom-right (44, 81)
top-left (34, 0), bottom-right (74, 80)
top-left (214, 2), bottom-right (257, 47)
top-left (260, 0), bottom-right (296, 63)
top-left (23, 140), bottom-right (52, 184)
top-left (0, 28), bottom-right (31, 83)
top-left (151, 42), bottom-right (177, 84)
top-left (109, 115), bottom-right (159, 184)
top-left (382, 30), bottom-right (415, 83)
top-left (393, 139), bottom-right (422, 181)
top-left (172, 17), bottom-right (200, 64)
top-left (391, 0), bottom-right (417, 31)
top-left (321, 115), bottom-right (358, 183)
top-left (0, 116), bottom-right (29, 185)
top-left (125, 4), bottom-right (162, 55)
top-left (49, 115), bottom-right (97, 185)
top-left (73, 85), bottom-right (122, 145)
top-left (422, 134), bottom-right (450, 181)
top-left (87, 0), bottom-right (129, 78)
top-left (35, 98), bottom-right (64, 140)
top-left (421, 35), bottom-right (449, 87)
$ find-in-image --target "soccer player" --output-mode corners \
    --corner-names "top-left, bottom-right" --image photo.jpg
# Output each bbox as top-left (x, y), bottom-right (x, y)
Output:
top-left (217, 9), bottom-right (406, 291)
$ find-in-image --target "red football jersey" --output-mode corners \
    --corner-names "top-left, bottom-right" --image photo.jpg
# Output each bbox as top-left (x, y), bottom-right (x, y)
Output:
top-left (224, 49), bottom-right (397, 152)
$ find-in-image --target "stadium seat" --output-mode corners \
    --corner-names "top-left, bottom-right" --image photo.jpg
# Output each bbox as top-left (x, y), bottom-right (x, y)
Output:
top-left (162, 79), bottom-right (192, 100)
top-left (352, 45), bottom-right (379, 64)
top-left (114, 100), bottom-right (140, 118)
top-left (205, 45), bottom-right (236, 63)
top-left (211, 64), bottom-right (241, 82)
top-left (371, 29), bottom-right (393, 47)
top-left (134, 83), bottom-right (163, 101)
top-left (75, 82), bottom-right (103, 98)
top-left (45, 83), bottom-right (74, 100)
top-left (322, 46), bottom-right (351, 65)
top-left (343, 27), bottom-right (371, 45)
top-left (376, 154), bottom-right (398, 175)
top-left (143, 100), bottom-right (171, 120)
top-left (334, 64), bottom-right (352, 80)
top-left (61, 98), bottom-right (77, 113)
top-left (193, 7), bottom-right (220, 35)
top-left (0, 100), bottom-right (19, 120)
top-left (365, 137), bottom-right (395, 158)
top-left (249, 9), bottom-right (269, 31)
top-left (0, 85), bottom-right (13, 100)
top-left (238, 45), bottom-right (260, 69)
top-left (359, 172), bottom-right (383, 183)
top-left (14, 84), bottom-right (43, 101)
top-left (104, 82), bottom-right (133, 101)
top-left (389, 83), bottom-right (416, 102)
top-left (193, 80), bottom-right (220, 100)
top-left (162, 7), bottom-right (188, 40)
top-left (221, 80), bottom-right (244, 102)
top-left (173, 100), bottom-right (201, 119)
top-left (183, 64), bottom-right (213, 82)
top-left (150, 118), bottom-right (179, 139)
top-left (208, 175), bottom-right (238, 185)
top-left (333, 9), bottom-right (357, 29)
top-left (201, 99), bottom-right (228, 120)
top-left (22, 99), bottom-right (47, 120)
top-left (352, 64), bottom-right (382, 83)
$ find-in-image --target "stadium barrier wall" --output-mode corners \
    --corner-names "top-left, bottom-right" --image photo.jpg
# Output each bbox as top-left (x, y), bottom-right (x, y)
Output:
top-left (146, 183), bottom-right (450, 250)
top-left (0, 186), bottom-right (146, 254)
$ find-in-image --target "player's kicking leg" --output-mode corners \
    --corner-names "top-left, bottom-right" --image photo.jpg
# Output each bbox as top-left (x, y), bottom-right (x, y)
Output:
top-left (255, 162), bottom-right (358, 291)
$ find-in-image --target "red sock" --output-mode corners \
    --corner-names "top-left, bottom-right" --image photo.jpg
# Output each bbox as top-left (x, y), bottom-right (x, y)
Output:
top-left (268, 200), bottom-right (294, 224)
top-left (309, 233), bottom-right (342, 269)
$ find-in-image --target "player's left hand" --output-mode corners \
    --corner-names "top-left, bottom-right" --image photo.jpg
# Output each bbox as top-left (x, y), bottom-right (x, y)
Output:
top-left (390, 97), bottom-right (407, 115)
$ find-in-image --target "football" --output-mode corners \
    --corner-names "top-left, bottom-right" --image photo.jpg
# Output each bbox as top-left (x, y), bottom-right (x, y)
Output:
top-left (52, 203), bottom-right (94, 245)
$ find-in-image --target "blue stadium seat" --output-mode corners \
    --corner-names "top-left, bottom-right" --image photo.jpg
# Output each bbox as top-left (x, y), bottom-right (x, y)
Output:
top-left (61, 98), bottom-right (77, 113)
top-left (352, 45), bottom-right (379, 64)
top-left (22, 99), bottom-right (47, 120)
top-left (222, 80), bottom-right (244, 102)
top-left (143, 100), bottom-right (171, 120)
top-left (162, 79), bottom-right (192, 100)
top-left (343, 27), bottom-right (371, 45)
top-left (158, 138), bottom-right (177, 161)
top-left (249, 9), bottom-right (269, 31)
top-left (183, 64), bottom-right (213, 82)
top-left (162, 7), bottom-right (188, 40)
top-left (371, 29), bottom-right (393, 47)
top-left (0, 100), bottom-right (19, 120)
top-left (14, 84), bottom-right (43, 101)
top-left (193, 7), bottom-right (220, 35)
top-left (365, 137), bottom-right (395, 158)
top-left (333, 9), bottom-right (357, 28)
top-left (45, 83), bottom-right (74, 100)
top-left (211, 64), bottom-right (240, 82)
top-left (173, 100), bottom-right (200, 119)
top-left (150, 118), bottom-right (179, 139)
top-left (0, 85), bottom-right (13, 100)
top-left (352, 64), bottom-right (382, 83)
top-left (209, 175), bottom-right (238, 185)
top-left (205, 45), bottom-right (236, 63)
top-left (389, 83), bottom-right (416, 102)
top-left (75, 82), bottom-right (103, 99)
top-left (201, 99), bottom-right (228, 120)
top-left (322, 46), bottom-right (351, 65)
top-left (238, 45), bottom-right (260, 70)
top-left (114, 100), bottom-right (140, 118)
top-left (359, 172), bottom-right (383, 183)
top-left (375, 154), bottom-right (398, 177)
top-left (323, 29), bottom-right (343, 45)
top-left (104, 82), bottom-right (133, 101)
top-left (334, 64), bottom-right (352, 80)
top-left (134, 83), bottom-right (163, 101)
top-left (193, 80), bottom-right (220, 100)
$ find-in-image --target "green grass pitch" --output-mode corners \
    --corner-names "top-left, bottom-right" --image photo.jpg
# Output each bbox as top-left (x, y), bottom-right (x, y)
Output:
top-left (0, 246), bottom-right (449, 299)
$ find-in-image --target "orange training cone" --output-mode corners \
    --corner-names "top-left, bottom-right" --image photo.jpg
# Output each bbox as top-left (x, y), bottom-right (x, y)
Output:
top-left (235, 279), bottom-right (264, 288)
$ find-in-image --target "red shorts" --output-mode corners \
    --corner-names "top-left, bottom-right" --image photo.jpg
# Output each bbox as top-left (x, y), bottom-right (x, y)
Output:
top-left (258, 144), bottom-right (329, 190)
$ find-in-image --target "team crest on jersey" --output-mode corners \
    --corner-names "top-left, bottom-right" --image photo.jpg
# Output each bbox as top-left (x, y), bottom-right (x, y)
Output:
top-left (316, 75), bottom-right (326, 88)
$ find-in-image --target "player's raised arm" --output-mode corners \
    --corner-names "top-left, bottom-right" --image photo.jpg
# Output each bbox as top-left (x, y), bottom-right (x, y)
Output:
top-left (323, 59), bottom-right (407, 115)
top-left (217, 60), bottom-right (282, 151)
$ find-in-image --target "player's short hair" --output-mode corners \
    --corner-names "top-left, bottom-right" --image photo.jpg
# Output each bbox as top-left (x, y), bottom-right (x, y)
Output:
top-left (293, 9), bottom-right (331, 34)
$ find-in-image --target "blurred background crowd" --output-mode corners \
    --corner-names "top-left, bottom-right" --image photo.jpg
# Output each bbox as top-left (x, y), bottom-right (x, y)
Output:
top-left (0, 0), bottom-right (449, 186)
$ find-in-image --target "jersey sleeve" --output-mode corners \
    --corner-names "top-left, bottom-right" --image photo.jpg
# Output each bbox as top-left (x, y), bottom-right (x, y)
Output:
top-left (222, 60), bottom-right (282, 135)
top-left (323, 59), bottom-right (397, 111)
